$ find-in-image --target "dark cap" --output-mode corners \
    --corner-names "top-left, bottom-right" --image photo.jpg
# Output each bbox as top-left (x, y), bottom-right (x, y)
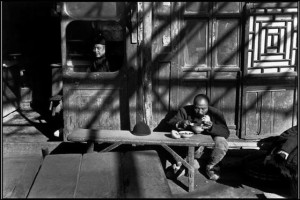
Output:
top-left (132, 121), bottom-right (151, 136)
top-left (94, 34), bottom-right (106, 45)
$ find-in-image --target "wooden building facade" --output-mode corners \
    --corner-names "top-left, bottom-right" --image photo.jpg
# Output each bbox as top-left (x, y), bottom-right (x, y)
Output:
top-left (60, 2), bottom-right (298, 140)
top-left (2, 2), bottom-right (298, 141)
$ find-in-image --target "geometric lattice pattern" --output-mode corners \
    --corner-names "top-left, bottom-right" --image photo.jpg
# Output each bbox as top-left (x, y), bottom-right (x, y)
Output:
top-left (247, 5), bottom-right (298, 74)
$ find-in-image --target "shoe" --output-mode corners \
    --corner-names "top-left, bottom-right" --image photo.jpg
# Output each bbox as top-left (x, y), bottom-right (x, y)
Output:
top-left (173, 162), bottom-right (186, 178)
top-left (206, 165), bottom-right (220, 181)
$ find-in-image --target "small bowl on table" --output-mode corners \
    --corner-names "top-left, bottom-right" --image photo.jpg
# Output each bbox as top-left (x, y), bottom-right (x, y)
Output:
top-left (190, 123), bottom-right (204, 134)
top-left (179, 131), bottom-right (194, 138)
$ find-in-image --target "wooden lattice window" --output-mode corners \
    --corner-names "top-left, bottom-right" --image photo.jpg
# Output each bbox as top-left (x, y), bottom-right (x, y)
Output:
top-left (246, 2), bottom-right (298, 74)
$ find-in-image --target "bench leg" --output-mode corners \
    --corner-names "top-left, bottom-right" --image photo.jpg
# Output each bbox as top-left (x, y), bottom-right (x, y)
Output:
top-left (86, 142), bottom-right (95, 153)
top-left (187, 147), bottom-right (195, 192)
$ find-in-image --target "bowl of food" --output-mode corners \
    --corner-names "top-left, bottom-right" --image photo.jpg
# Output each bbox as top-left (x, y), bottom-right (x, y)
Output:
top-left (179, 131), bottom-right (194, 138)
top-left (171, 130), bottom-right (181, 139)
top-left (190, 124), bottom-right (204, 134)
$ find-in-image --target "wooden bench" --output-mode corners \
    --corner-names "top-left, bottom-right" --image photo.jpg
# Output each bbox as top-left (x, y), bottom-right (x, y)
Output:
top-left (67, 129), bottom-right (260, 192)
top-left (3, 155), bottom-right (42, 198)
top-left (28, 151), bottom-right (172, 198)
top-left (28, 154), bottom-right (82, 198)
top-left (123, 150), bottom-right (172, 198)
top-left (75, 152), bottom-right (123, 198)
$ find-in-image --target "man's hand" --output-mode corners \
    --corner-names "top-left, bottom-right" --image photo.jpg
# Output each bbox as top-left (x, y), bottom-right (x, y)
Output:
top-left (202, 115), bottom-right (212, 130)
top-left (202, 115), bottom-right (211, 122)
top-left (178, 120), bottom-right (191, 129)
top-left (274, 150), bottom-right (289, 163)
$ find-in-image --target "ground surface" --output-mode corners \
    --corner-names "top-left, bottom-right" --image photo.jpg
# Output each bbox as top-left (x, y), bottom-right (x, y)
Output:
top-left (2, 110), bottom-right (292, 198)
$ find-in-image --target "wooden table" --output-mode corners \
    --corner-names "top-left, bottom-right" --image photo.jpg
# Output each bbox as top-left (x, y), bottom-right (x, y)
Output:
top-left (68, 129), bottom-right (216, 192)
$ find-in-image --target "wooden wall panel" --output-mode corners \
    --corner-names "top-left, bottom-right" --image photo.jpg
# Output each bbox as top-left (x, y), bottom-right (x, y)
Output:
top-left (184, 2), bottom-right (210, 14)
top-left (66, 89), bottom-right (122, 134)
top-left (182, 20), bottom-right (208, 68)
top-left (215, 2), bottom-right (241, 13)
top-left (245, 92), bottom-right (259, 136)
top-left (152, 62), bottom-right (171, 129)
top-left (243, 88), bottom-right (296, 139)
top-left (178, 78), bottom-right (208, 108)
top-left (211, 80), bottom-right (237, 131)
top-left (153, 2), bottom-right (171, 53)
top-left (214, 19), bottom-right (240, 68)
top-left (272, 90), bottom-right (294, 133)
top-left (260, 91), bottom-right (273, 134)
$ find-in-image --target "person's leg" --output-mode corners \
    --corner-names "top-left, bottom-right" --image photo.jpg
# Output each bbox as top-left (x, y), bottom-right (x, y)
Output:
top-left (206, 136), bottom-right (228, 180)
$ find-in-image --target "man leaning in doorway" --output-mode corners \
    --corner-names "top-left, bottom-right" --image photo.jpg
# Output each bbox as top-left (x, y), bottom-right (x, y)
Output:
top-left (168, 94), bottom-right (230, 180)
top-left (88, 34), bottom-right (110, 72)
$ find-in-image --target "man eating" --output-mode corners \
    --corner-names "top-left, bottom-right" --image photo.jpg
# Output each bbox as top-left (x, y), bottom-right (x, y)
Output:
top-left (168, 94), bottom-right (230, 180)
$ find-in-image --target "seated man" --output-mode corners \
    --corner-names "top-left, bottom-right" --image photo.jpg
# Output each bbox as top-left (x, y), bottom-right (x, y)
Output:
top-left (263, 125), bottom-right (298, 198)
top-left (88, 34), bottom-right (110, 72)
top-left (168, 94), bottom-right (230, 180)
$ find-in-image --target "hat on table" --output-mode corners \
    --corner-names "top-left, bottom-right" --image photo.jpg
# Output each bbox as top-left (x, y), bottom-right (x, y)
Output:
top-left (132, 121), bottom-right (151, 136)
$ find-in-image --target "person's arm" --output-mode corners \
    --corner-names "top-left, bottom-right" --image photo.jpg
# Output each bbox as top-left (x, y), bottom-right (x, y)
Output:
top-left (277, 126), bottom-right (298, 157)
top-left (205, 109), bottom-right (230, 139)
top-left (167, 108), bottom-right (188, 130)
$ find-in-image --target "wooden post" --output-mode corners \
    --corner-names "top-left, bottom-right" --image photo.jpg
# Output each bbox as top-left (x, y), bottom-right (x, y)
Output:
top-left (136, 2), bottom-right (145, 123)
top-left (142, 2), bottom-right (153, 127)
top-left (86, 142), bottom-right (95, 153)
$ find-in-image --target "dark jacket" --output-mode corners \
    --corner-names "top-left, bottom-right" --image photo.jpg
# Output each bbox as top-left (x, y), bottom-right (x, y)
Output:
top-left (276, 126), bottom-right (298, 168)
top-left (168, 105), bottom-right (230, 139)
top-left (88, 56), bottom-right (110, 72)
top-left (277, 126), bottom-right (298, 154)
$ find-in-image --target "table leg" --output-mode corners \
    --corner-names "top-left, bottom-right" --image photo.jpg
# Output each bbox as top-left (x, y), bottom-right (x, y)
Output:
top-left (161, 144), bottom-right (193, 172)
top-left (187, 146), bottom-right (195, 192)
top-left (100, 142), bottom-right (122, 152)
top-left (161, 144), bottom-right (195, 192)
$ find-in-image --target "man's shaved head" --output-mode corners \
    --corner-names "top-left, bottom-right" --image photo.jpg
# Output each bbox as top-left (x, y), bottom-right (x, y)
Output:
top-left (193, 94), bottom-right (210, 105)
top-left (193, 94), bottom-right (210, 117)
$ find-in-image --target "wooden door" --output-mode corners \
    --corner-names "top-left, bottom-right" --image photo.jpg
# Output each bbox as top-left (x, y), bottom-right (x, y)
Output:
top-left (241, 2), bottom-right (298, 139)
top-left (61, 2), bottom-right (130, 140)
top-left (152, 2), bottom-right (243, 137)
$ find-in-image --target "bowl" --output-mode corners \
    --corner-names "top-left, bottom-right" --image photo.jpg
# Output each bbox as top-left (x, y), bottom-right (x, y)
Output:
top-left (179, 131), bottom-right (194, 138)
top-left (190, 125), bottom-right (204, 134)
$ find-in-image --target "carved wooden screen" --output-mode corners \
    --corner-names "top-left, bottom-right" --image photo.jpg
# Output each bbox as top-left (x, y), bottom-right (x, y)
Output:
top-left (246, 2), bottom-right (298, 74)
top-left (241, 2), bottom-right (298, 139)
